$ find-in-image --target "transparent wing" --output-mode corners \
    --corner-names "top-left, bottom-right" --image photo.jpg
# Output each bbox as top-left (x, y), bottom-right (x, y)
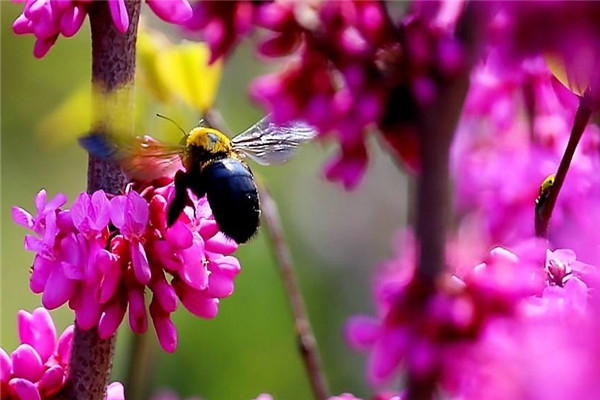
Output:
top-left (79, 133), bottom-right (185, 181)
top-left (231, 115), bottom-right (317, 165)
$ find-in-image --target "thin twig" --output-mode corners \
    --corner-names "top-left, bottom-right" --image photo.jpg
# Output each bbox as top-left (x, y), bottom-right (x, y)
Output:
top-left (204, 109), bottom-right (330, 400)
top-left (258, 183), bottom-right (330, 400)
top-left (535, 95), bottom-right (592, 237)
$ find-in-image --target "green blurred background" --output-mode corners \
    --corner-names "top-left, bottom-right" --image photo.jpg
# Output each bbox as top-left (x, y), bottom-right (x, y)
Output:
top-left (1, 3), bottom-right (409, 399)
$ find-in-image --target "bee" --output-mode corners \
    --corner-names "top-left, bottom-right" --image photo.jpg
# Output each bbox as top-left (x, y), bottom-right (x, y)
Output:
top-left (79, 115), bottom-right (316, 243)
top-left (535, 173), bottom-right (556, 213)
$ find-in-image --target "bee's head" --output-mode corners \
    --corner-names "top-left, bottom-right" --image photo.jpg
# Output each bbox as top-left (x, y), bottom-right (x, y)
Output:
top-left (187, 127), bottom-right (232, 154)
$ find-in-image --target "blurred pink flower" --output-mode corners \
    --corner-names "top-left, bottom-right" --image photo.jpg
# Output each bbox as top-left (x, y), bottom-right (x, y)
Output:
top-left (182, 0), bottom-right (259, 63)
top-left (250, 1), bottom-right (467, 188)
top-left (488, 2), bottom-right (600, 104)
top-left (13, 182), bottom-right (241, 353)
top-left (346, 232), bottom-right (546, 388)
top-left (13, 0), bottom-right (192, 58)
top-left (1, 307), bottom-right (124, 400)
top-left (451, 54), bottom-right (600, 263)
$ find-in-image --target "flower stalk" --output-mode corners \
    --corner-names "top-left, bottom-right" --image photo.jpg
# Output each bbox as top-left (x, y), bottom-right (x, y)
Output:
top-left (64, 1), bottom-right (141, 399)
top-left (258, 184), bottom-right (330, 400)
top-left (535, 95), bottom-right (593, 237)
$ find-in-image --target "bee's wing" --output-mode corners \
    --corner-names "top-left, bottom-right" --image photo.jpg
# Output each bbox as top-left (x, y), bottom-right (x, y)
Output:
top-left (230, 115), bottom-right (317, 166)
top-left (79, 132), bottom-right (185, 181)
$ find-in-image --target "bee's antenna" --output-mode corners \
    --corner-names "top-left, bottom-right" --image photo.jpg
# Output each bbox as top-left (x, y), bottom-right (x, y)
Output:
top-left (156, 113), bottom-right (187, 138)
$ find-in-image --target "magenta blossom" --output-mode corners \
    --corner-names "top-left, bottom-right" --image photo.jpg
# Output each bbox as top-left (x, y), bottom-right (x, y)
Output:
top-left (448, 249), bottom-right (600, 400)
top-left (0, 307), bottom-right (124, 400)
top-left (451, 54), bottom-right (600, 262)
top-left (346, 232), bottom-right (546, 388)
top-left (13, 0), bottom-right (192, 58)
top-left (250, 1), bottom-right (468, 188)
top-left (13, 182), bottom-right (241, 353)
top-left (182, 0), bottom-right (260, 63)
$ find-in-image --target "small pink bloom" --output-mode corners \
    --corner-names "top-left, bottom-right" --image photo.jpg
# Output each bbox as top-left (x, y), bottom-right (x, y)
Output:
top-left (1, 308), bottom-right (123, 399)
top-left (146, 0), bottom-right (192, 25)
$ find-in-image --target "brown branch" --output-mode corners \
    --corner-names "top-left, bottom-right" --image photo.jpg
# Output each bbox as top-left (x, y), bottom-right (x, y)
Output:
top-left (258, 183), bottom-right (330, 400)
top-left (63, 1), bottom-right (141, 399)
top-left (535, 95), bottom-right (592, 237)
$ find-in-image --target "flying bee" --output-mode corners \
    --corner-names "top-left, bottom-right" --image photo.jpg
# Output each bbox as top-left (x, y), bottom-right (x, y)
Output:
top-left (79, 115), bottom-right (316, 244)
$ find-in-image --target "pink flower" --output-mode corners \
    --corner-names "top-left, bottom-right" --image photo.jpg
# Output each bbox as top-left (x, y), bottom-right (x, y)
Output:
top-left (14, 182), bottom-right (241, 353)
top-left (13, 0), bottom-right (192, 58)
top-left (451, 54), bottom-right (600, 262)
top-left (346, 233), bottom-right (546, 388)
top-left (183, 0), bottom-right (259, 63)
top-left (250, 1), bottom-right (468, 188)
top-left (1, 307), bottom-right (124, 400)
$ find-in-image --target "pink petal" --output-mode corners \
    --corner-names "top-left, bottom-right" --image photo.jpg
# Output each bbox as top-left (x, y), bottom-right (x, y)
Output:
top-left (210, 255), bottom-right (241, 274)
top-left (33, 35), bottom-right (58, 58)
top-left (110, 196), bottom-right (127, 229)
top-left (205, 271), bottom-right (235, 298)
top-left (150, 273), bottom-right (177, 313)
top-left (199, 219), bottom-right (219, 239)
top-left (11, 344), bottom-right (43, 382)
top-left (204, 233), bottom-right (237, 254)
top-left (56, 325), bottom-right (74, 365)
top-left (98, 299), bottom-right (127, 339)
top-left (70, 193), bottom-right (91, 232)
top-left (367, 329), bottom-right (407, 385)
top-left (165, 221), bottom-right (193, 248)
top-left (179, 245), bottom-right (209, 290)
top-left (91, 191), bottom-right (111, 230)
top-left (97, 251), bottom-right (122, 303)
top-left (13, 14), bottom-right (33, 35)
top-left (150, 301), bottom-right (177, 353)
top-left (42, 266), bottom-right (75, 309)
top-left (12, 207), bottom-right (34, 229)
top-left (345, 316), bottom-right (380, 350)
top-left (59, 3), bottom-right (86, 37)
top-left (128, 289), bottom-right (148, 334)
top-left (131, 240), bottom-right (151, 285)
top-left (45, 192), bottom-right (68, 211)
top-left (127, 191), bottom-right (149, 232)
top-left (37, 365), bottom-right (65, 397)
top-left (146, 0), bottom-right (192, 24)
top-left (173, 278), bottom-right (219, 319)
top-left (18, 308), bottom-right (56, 362)
top-left (51, 0), bottom-right (74, 13)
top-left (108, 0), bottom-right (129, 33)
top-left (8, 378), bottom-right (41, 400)
top-left (34, 190), bottom-right (48, 215)
top-left (30, 256), bottom-right (54, 293)
top-left (74, 285), bottom-right (102, 330)
top-left (60, 235), bottom-right (85, 280)
top-left (152, 241), bottom-right (183, 272)
top-left (105, 382), bottom-right (125, 400)
top-left (0, 348), bottom-right (11, 384)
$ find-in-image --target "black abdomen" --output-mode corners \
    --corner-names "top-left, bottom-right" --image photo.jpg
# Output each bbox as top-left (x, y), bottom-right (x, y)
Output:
top-left (202, 158), bottom-right (260, 244)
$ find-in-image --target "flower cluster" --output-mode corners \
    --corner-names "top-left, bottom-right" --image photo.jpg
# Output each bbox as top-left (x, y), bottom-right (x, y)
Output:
top-left (249, 1), bottom-right (467, 188)
top-left (182, 0), bottom-right (260, 64)
top-left (13, 184), bottom-right (241, 353)
top-left (451, 54), bottom-right (600, 263)
top-left (12, 0), bottom-right (193, 58)
top-left (450, 250), bottom-right (600, 400)
top-left (1, 307), bottom-right (124, 400)
top-left (346, 234), bottom-right (546, 388)
top-left (347, 228), bottom-right (600, 399)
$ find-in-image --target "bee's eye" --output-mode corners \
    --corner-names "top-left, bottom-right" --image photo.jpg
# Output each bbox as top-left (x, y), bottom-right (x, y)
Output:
top-left (208, 133), bottom-right (218, 144)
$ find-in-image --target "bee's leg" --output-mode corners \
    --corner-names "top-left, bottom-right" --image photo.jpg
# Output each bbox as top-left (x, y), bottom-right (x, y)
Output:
top-left (167, 170), bottom-right (189, 227)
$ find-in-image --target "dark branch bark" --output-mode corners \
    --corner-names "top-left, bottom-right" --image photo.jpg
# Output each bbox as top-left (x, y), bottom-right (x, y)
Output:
top-left (258, 184), bottom-right (330, 400)
top-left (63, 1), bottom-right (140, 399)
top-left (535, 96), bottom-right (592, 237)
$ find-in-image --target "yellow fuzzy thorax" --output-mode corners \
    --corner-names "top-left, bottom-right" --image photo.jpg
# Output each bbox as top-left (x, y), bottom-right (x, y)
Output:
top-left (186, 127), bottom-right (232, 153)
